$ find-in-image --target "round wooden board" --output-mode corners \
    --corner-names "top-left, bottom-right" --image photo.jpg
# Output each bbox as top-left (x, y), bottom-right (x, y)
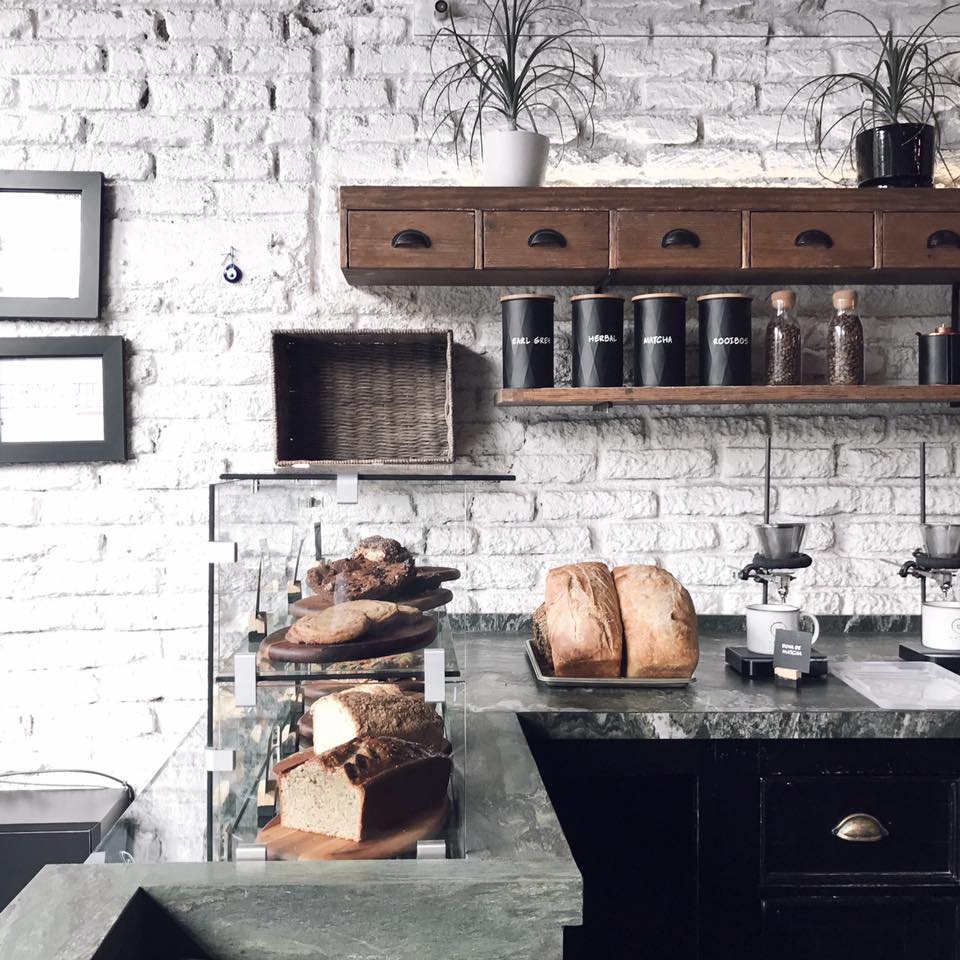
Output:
top-left (290, 588), bottom-right (453, 619)
top-left (256, 797), bottom-right (449, 861)
top-left (263, 617), bottom-right (438, 665)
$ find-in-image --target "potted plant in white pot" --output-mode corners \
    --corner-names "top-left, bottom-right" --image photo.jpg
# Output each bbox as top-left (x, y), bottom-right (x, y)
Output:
top-left (422, 0), bottom-right (604, 187)
top-left (781, 6), bottom-right (960, 187)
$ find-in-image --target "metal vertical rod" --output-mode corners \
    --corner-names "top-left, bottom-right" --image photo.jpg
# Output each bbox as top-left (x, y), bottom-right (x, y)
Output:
top-left (764, 436), bottom-right (772, 524)
top-left (920, 442), bottom-right (927, 604)
top-left (952, 283), bottom-right (960, 333)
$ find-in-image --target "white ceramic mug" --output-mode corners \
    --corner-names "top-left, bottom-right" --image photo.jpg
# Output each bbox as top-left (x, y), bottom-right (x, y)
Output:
top-left (921, 600), bottom-right (960, 651)
top-left (746, 603), bottom-right (820, 656)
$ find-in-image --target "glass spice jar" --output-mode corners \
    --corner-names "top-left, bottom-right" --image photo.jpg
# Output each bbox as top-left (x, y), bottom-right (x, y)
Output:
top-left (765, 289), bottom-right (802, 385)
top-left (827, 289), bottom-right (864, 385)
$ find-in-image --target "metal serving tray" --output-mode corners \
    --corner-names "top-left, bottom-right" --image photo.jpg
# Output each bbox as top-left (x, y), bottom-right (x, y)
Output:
top-left (524, 639), bottom-right (694, 689)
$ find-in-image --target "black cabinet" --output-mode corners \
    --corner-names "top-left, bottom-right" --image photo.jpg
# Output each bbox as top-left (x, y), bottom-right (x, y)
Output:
top-left (522, 733), bottom-right (960, 960)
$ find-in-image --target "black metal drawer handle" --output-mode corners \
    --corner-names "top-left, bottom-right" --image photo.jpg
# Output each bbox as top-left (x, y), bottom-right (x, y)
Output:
top-left (661, 228), bottom-right (701, 249)
top-left (927, 229), bottom-right (960, 249)
top-left (832, 812), bottom-right (889, 843)
top-left (528, 228), bottom-right (567, 248)
top-left (391, 229), bottom-right (431, 249)
top-left (795, 229), bottom-right (834, 249)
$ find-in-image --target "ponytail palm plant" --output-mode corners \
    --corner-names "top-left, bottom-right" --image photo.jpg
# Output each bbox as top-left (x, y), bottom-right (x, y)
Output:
top-left (422, 0), bottom-right (604, 181)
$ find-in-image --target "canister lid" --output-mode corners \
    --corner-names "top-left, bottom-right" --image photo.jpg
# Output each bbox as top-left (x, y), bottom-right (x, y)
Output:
top-left (695, 293), bottom-right (752, 302)
top-left (832, 289), bottom-right (858, 310)
top-left (770, 289), bottom-right (797, 309)
top-left (499, 293), bottom-right (556, 302)
top-left (925, 323), bottom-right (960, 336)
top-left (569, 293), bottom-right (626, 301)
top-left (631, 292), bottom-right (687, 301)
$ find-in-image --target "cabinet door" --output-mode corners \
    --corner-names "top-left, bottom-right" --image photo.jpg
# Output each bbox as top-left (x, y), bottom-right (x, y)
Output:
top-left (761, 897), bottom-right (960, 960)
top-left (750, 211), bottom-right (875, 269)
top-left (482, 211), bottom-right (609, 270)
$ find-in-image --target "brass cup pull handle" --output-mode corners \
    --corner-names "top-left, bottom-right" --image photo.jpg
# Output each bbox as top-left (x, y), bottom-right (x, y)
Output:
top-left (795, 229), bottom-right (834, 249)
top-left (391, 229), bottom-right (431, 249)
top-left (927, 229), bottom-right (960, 249)
top-left (832, 812), bottom-right (889, 843)
top-left (527, 228), bottom-right (567, 248)
top-left (661, 228), bottom-right (701, 249)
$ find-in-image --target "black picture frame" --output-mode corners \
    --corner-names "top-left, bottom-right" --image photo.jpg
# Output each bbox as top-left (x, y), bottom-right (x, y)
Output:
top-left (0, 336), bottom-right (126, 464)
top-left (0, 170), bottom-right (103, 320)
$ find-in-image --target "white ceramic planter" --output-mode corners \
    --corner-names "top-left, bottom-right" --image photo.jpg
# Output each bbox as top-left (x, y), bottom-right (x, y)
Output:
top-left (482, 129), bottom-right (550, 187)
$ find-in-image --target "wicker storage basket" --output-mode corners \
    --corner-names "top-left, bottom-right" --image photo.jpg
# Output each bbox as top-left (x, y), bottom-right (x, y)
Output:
top-left (272, 329), bottom-right (454, 465)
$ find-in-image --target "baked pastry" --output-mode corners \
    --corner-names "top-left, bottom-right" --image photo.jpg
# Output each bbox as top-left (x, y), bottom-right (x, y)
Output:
top-left (286, 600), bottom-right (420, 645)
top-left (310, 688), bottom-right (444, 755)
top-left (612, 564), bottom-right (699, 679)
top-left (306, 555), bottom-right (415, 602)
top-left (544, 562), bottom-right (623, 678)
top-left (277, 736), bottom-right (451, 841)
top-left (531, 603), bottom-right (555, 672)
top-left (353, 536), bottom-right (411, 564)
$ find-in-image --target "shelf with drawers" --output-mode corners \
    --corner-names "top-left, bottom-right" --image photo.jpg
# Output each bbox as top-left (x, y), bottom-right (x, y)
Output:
top-left (339, 186), bottom-right (960, 286)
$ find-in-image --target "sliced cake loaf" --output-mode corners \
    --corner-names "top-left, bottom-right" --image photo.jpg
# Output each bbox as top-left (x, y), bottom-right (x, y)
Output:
top-left (278, 736), bottom-right (451, 840)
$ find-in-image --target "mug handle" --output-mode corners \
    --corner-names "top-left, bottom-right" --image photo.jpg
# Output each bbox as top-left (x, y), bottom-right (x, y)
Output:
top-left (801, 612), bottom-right (820, 644)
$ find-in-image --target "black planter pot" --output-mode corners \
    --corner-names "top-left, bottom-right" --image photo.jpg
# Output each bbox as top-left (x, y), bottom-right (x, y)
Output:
top-left (855, 123), bottom-right (935, 188)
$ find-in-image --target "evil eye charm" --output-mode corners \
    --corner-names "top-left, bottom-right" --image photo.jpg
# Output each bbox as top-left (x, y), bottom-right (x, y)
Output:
top-left (223, 262), bottom-right (242, 284)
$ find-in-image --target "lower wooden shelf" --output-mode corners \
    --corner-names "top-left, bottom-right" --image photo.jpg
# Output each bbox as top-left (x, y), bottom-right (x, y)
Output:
top-left (494, 384), bottom-right (960, 407)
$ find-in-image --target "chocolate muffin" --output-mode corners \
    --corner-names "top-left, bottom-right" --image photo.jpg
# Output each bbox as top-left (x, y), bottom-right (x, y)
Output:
top-left (305, 555), bottom-right (415, 602)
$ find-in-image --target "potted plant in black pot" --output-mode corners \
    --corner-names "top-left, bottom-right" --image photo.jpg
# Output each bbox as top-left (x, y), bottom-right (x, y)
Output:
top-left (782, 6), bottom-right (960, 187)
top-left (422, 0), bottom-right (604, 186)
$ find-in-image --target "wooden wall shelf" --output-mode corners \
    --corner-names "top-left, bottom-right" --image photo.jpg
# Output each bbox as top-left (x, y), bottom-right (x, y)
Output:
top-left (340, 186), bottom-right (960, 286)
top-left (494, 385), bottom-right (960, 407)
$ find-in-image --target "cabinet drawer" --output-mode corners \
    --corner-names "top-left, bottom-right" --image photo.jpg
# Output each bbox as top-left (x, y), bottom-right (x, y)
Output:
top-left (482, 211), bottom-right (609, 270)
top-left (347, 210), bottom-right (475, 269)
top-left (883, 212), bottom-right (960, 268)
top-left (750, 211), bottom-right (875, 269)
top-left (762, 776), bottom-right (958, 884)
top-left (614, 210), bottom-right (741, 269)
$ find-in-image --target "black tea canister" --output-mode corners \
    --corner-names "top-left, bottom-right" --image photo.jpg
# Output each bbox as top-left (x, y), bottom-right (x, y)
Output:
top-left (697, 293), bottom-right (753, 386)
top-left (571, 294), bottom-right (624, 388)
top-left (501, 294), bottom-right (555, 389)
top-left (918, 324), bottom-right (960, 385)
top-left (632, 293), bottom-right (687, 386)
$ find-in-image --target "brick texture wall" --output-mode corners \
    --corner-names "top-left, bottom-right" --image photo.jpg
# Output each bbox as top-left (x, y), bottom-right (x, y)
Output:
top-left (1, 0), bottom-right (959, 786)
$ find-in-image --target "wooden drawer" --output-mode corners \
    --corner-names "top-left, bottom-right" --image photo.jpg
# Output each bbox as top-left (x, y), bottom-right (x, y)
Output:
top-left (347, 210), bottom-right (475, 269)
top-left (750, 211), bottom-right (875, 269)
top-left (762, 775), bottom-right (958, 885)
top-left (883, 212), bottom-right (960, 268)
top-left (482, 211), bottom-right (609, 270)
top-left (614, 210), bottom-right (742, 269)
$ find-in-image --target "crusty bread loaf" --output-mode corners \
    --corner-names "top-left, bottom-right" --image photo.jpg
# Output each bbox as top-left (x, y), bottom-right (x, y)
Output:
top-left (278, 736), bottom-right (451, 840)
top-left (544, 562), bottom-right (623, 677)
top-left (309, 689), bottom-right (444, 755)
top-left (531, 603), bottom-right (555, 672)
top-left (612, 564), bottom-right (699, 679)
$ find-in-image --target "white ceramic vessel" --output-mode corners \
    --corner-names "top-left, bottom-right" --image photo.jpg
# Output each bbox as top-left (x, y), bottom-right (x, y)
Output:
top-left (921, 600), bottom-right (960, 650)
top-left (746, 603), bottom-right (820, 656)
top-left (482, 130), bottom-right (550, 187)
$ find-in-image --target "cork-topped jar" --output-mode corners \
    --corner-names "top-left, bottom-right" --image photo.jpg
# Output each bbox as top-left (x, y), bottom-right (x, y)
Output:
top-left (765, 289), bottom-right (801, 386)
top-left (827, 289), bottom-right (864, 386)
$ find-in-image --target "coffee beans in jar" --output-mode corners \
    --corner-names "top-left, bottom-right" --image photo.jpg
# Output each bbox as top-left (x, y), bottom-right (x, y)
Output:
top-left (828, 289), bottom-right (864, 385)
top-left (765, 289), bottom-right (801, 385)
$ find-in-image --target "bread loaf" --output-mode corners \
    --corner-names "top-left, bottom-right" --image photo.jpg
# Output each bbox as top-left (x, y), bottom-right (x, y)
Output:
top-left (612, 564), bottom-right (699, 679)
top-left (309, 689), bottom-right (444, 755)
top-left (544, 562), bottom-right (623, 677)
top-left (277, 736), bottom-right (451, 840)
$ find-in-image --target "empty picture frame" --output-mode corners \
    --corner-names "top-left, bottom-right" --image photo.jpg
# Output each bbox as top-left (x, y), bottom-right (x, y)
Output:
top-left (0, 336), bottom-right (126, 463)
top-left (0, 170), bottom-right (103, 320)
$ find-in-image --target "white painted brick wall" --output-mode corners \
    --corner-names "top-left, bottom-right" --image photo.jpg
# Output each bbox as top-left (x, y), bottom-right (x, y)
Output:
top-left (1, 0), bottom-right (959, 791)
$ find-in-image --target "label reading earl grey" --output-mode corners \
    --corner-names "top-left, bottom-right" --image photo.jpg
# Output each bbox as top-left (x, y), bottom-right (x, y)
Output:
top-left (511, 336), bottom-right (552, 346)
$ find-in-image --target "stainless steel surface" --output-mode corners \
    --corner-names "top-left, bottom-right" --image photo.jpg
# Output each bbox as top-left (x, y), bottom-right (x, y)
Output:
top-left (755, 522), bottom-right (806, 558)
top-left (524, 640), bottom-right (693, 689)
top-left (416, 839), bottom-right (447, 860)
top-left (921, 523), bottom-right (960, 557)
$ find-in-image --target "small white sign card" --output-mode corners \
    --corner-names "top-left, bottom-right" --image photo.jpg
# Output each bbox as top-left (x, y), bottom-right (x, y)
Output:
top-left (0, 355), bottom-right (105, 443)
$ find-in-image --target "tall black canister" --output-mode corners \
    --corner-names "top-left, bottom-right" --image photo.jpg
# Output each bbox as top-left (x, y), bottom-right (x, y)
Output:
top-left (633, 293), bottom-right (687, 386)
top-left (571, 294), bottom-right (624, 388)
top-left (697, 293), bottom-right (753, 386)
top-left (501, 294), bottom-right (555, 389)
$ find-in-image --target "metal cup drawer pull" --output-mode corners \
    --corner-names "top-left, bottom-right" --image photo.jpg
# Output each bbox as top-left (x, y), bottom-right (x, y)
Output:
top-left (391, 228), bottom-right (431, 249)
top-left (661, 228), bottom-right (701, 249)
top-left (927, 229), bottom-right (960, 249)
top-left (527, 228), bottom-right (567, 248)
top-left (832, 812), bottom-right (889, 843)
top-left (794, 229), bottom-right (834, 249)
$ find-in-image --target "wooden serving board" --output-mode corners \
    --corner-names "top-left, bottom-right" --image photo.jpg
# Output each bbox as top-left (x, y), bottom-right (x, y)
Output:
top-left (256, 797), bottom-right (449, 861)
top-left (290, 587), bottom-right (453, 620)
top-left (263, 617), bottom-right (437, 665)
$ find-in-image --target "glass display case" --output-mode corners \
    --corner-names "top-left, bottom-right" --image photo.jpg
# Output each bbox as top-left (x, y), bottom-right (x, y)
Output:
top-left (203, 467), bottom-right (511, 862)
